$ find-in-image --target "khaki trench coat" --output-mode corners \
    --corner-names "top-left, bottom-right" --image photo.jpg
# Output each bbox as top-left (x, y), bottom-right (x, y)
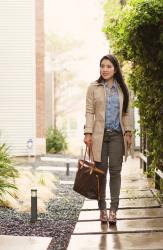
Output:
top-left (84, 81), bottom-right (133, 162)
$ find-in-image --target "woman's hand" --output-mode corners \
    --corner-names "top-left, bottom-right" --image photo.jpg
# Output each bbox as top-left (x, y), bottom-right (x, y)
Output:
top-left (125, 132), bottom-right (132, 148)
top-left (84, 134), bottom-right (92, 148)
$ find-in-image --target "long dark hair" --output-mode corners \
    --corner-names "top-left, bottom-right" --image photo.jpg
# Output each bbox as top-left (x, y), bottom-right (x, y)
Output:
top-left (97, 54), bottom-right (129, 113)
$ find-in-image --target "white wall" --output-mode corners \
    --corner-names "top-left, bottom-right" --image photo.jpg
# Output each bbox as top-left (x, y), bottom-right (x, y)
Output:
top-left (0, 0), bottom-right (36, 156)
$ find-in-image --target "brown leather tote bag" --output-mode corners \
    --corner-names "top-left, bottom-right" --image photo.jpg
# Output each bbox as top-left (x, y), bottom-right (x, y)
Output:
top-left (73, 146), bottom-right (104, 200)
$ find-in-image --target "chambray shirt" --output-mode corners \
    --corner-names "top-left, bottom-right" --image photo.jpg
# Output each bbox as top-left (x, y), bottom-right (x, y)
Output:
top-left (104, 80), bottom-right (121, 131)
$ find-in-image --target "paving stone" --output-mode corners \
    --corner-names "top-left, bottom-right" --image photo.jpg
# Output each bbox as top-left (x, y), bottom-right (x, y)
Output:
top-left (105, 177), bottom-right (149, 190)
top-left (73, 218), bottom-right (163, 234)
top-left (67, 232), bottom-right (163, 250)
top-left (40, 157), bottom-right (78, 163)
top-left (78, 207), bottom-right (163, 221)
top-left (82, 198), bottom-right (160, 210)
top-left (60, 180), bottom-right (74, 185)
top-left (106, 180), bottom-right (149, 190)
top-left (0, 235), bottom-right (52, 250)
top-left (85, 189), bottom-right (153, 200)
top-left (36, 166), bottom-right (77, 172)
top-left (67, 156), bottom-right (163, 249)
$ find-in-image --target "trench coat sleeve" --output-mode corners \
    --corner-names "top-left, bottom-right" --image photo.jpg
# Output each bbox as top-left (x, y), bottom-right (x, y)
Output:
top-left (84, 85), bottom-right (95, 134)
top-left (122, 94), bottom-right (133, 133)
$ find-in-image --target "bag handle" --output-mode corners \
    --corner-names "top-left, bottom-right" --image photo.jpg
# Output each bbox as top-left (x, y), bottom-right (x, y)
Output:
top-left (84, 145), bottom-right (94, 163)
top-left (88, 146), bottom-right (94, 162)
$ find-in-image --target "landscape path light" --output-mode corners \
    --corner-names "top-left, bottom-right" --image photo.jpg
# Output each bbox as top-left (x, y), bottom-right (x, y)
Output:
top-left (31, 188), bottom-right (37, 223)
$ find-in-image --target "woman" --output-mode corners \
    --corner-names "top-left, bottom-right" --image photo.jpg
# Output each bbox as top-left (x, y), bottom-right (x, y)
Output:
top-left (84, 54), bottom-right (132, 225)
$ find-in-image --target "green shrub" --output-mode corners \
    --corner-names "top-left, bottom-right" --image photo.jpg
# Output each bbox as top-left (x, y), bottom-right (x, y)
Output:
top-left (0, 143), bottom-right (18, 204)
top-left (103, 0), bottom-right (163, 173)
top-left (46, 127), bottom-right (68, 153)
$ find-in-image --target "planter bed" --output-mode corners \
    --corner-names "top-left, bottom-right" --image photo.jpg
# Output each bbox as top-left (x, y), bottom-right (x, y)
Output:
top-left (0, 183), bottom-right (84, 250)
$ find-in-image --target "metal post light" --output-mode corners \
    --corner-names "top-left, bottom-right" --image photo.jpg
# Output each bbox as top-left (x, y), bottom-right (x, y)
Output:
top-left (66, 158), bottom-right (71, 176)
top-left (66, 161), bottom-right (70, 176)
top-left (31, 189), bottom-right (37, 223)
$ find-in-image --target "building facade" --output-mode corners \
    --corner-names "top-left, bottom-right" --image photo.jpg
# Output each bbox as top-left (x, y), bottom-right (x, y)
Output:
top-left (0, 0), bottom-right (46, 156)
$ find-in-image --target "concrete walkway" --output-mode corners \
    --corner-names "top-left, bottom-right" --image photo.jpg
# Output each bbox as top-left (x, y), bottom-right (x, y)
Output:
top-left (67, 155), bottom-right (163, 250)
top-left (0, 235), bottom-right (52, 250)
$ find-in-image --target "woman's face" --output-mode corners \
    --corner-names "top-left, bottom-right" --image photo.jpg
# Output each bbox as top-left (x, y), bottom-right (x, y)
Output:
top-left (100, 59), bottom-right (116, 81)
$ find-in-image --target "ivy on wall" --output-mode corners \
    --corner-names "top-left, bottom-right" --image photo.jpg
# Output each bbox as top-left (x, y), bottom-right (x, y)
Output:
top-left (103, 0), bottom-right (163, 172)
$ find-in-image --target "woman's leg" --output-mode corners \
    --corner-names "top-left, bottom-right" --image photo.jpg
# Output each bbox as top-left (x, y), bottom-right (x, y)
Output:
top-left (95, 141), bottom-right (109, 210)
top-left (108, 132), bottom-right (124, 212)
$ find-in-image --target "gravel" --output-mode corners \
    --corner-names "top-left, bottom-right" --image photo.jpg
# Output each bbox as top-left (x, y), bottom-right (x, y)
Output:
top-left (0, 156), bottom-right (85, 250)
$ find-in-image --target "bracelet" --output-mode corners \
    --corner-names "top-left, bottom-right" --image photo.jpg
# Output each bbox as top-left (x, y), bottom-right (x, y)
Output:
top-left (125, 131), bottom-right (132, 136)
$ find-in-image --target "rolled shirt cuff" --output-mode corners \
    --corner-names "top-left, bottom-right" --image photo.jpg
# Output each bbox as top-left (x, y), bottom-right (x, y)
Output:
top-left (84, 125), bottom-right (93, 134)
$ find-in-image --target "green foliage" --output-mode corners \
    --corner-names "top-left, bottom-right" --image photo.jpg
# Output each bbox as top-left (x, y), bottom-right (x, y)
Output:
top-left (104, 0), bottom-right (163, 173)
top-left (38, 176), bottom-right (46, 186)
top-left (0, 143), bottom-right (18, 204)
top-left (103, 0), bottom-right (122, 24)
top-left (46, 127), bottom-right (68, 154)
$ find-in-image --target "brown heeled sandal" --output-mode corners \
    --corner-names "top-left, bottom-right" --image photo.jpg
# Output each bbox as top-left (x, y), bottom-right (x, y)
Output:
top-left (108, 211), bottom-right (117, 225)
top-left (100, 209), bottom-right (108, 223)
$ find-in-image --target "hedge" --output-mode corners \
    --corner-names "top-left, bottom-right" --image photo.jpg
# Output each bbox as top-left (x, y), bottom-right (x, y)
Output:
top-left (104, 0), bottom-right (163, 173)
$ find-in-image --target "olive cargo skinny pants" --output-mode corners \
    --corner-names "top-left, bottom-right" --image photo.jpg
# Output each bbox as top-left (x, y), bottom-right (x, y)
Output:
top-left (95, 130), bottom-right (124, 212)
